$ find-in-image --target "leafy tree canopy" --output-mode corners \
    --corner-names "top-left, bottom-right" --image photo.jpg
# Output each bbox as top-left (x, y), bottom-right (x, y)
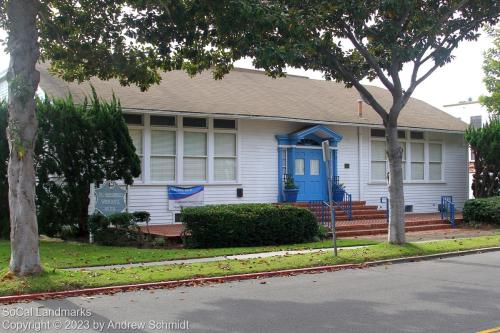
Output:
top-left (466, 117), bottom-right (500, 198)
top-left (479, 26), bottom-right (500, 114)
top-left (0, 92), bottom-right (141, 237)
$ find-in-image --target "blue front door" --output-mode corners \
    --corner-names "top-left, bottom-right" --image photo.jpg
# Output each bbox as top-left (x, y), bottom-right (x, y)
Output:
top-left (293, 149), bottom-right (327, 201)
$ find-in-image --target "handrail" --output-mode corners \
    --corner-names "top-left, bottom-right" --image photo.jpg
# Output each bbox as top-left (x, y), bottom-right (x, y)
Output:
top-left (440, 196), bottom-right (456, 228)
top-left (332, 177), bottom-right (353, 220)
top-left (308, 200), bottom-right (335, 229)
top-left (380, 197), bottom-right (389, 224)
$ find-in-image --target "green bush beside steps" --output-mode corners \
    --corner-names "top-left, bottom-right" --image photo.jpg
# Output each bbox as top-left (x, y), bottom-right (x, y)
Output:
top-left (463, 196), bottom-right (500, 226)
top-left (181, 204), bottom-right (319, 248)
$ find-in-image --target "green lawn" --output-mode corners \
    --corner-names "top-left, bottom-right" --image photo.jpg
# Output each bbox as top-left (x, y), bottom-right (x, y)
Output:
top-left (0, 235), bottom-right (499, 297)
top-left (0, 238), bottom-right (379, 269)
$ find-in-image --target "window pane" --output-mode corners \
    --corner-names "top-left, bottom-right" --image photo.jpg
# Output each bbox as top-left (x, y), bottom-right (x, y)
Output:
top-left (411, 143), bottom-right (424, 162)
top-left (183, 117), bottom-right (207, 128)
top-left (151, 157), bottom-right (175, 181)
top-left (411, 163), bottom-right (424, 180)
top-left (429, 143), bottom-right (442, 162)
top-left (398, 131), bottom-right (407, 139)
top-left (124, 114), bottom-right (143, 125)
top-left (371, 161), bottom-right (386, 180)
top-left (151, 115), bottom-right (176, 127)
top-left (295, 159), bottom-right (305, 175)
top-left (371, 141), bottom-right (386, 160)
top-left (371, 129), bottom-right (385, 137)
top-left (214, 133), bottom-right (236, 156)
top-left (310, 159), bottom-right (320, 176)
top-left (183, 157), bottom-right (206, 181)
top-left (401, 144), bottom-right (406, 161)
top-left (215, 158), bottom-right (236, 181)
top-left (214, 119), bottom-right (236, 129)
top-left (410, 131), bottom-right (424, 140)
top-left (128, 129), bottom-right (142, 155)
top-left (184, 132), bottom-right (207, 156)
top-left (151, 130), bottom-right (175, 155)
top-left (429, 163), bottom-right (442, 180)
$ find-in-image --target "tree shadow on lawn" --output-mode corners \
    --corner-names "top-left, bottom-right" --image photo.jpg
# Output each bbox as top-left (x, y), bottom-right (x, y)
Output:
top-left (176, 285), bottom-right (500, 333)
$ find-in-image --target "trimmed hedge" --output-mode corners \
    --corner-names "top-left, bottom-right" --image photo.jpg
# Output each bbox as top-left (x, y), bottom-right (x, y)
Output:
top-left (463, 196), bottom-right (500, 226)
top-left (181, 204), bottom-right (319, 248)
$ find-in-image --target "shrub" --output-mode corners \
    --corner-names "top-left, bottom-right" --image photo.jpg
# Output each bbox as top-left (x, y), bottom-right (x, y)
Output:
top-left (88, 211), bottom-right (151, 246)
top-left (463, 196), bottom-right (500, 226)
top-left (181, 204), bottom-right (318, 248)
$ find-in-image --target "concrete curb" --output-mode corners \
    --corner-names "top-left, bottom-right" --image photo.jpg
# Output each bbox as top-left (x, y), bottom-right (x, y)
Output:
top-left (1, 246), bottom-right (499, 304)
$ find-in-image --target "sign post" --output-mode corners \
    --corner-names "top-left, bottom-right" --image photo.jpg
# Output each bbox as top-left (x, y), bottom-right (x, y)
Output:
top-left (322, 140), bottom-right (337, 257)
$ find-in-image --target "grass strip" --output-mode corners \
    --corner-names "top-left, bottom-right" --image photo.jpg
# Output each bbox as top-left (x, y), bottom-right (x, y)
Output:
top-left (0, 235), bottom-right (499, 297)
top-left (0, 238), bottom-right (379, 269)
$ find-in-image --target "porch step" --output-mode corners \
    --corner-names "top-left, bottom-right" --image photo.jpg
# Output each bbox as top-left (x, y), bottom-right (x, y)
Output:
top-left (309, 209), bottom-right (386, 217)
top-left (336, 223), bottom-right (453, 237)
top-left (334, 219), bottom-right (449, 231)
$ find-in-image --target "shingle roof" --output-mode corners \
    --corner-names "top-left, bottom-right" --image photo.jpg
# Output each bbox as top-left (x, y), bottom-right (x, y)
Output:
top-left (37, 63), bottom-right (467, 132)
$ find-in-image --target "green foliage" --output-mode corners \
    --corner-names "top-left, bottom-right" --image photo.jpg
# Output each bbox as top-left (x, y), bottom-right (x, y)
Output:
top-left (463, 196), bottom-right (500, 226)
top-left (181, 204), bottom-right (319, 248)
top-left (465, 118), bottom-right (500, 197)
top-left (88, 211), bottom-right (151, 246)
top-left (479, 27), bottom-right (500, 114)
top-left (284, 175), bottom-right (298, 189)
top-left (0, 101), bottom-right (8, 239)
top-left (0, 95), bottom-right (141, 237)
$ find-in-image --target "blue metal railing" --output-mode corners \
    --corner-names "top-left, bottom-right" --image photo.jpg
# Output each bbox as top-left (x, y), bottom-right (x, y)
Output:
top-left (380, 197), bottom-right (389, 224)
top-left (308, 200), bottom-right (335, 229)
top-left (441, 196), bottom-right (456, 228)
top-left (332, 176), bottom-right (353, 220)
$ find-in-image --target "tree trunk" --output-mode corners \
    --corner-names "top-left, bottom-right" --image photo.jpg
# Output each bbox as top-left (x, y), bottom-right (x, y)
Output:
top-left (7, 0), bottom-right (42, 276)
top-left (386, 122), bottom-right (406, 244)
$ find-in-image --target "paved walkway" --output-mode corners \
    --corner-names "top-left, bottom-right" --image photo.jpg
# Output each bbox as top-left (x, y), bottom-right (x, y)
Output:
top-left (66, 234), bottom-right (497, 271)
top-left (66, 246), bottom-right (362, 271)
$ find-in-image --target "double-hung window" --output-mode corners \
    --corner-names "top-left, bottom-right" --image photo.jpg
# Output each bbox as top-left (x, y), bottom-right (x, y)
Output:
top-left (410, 142), bottom-right (425, 180)
top-left (213, 119), bottom-right (237, 181)
top-left (371, 140), bottom-right (387, 181)
top-left (124, 114), bottom-right (144, 180)
top-left (183, 117), bottom-right (208, 181)
top-left (429, 143), bottom-right (443, 180)
top-left (150, 116), bottom-right (176, 182)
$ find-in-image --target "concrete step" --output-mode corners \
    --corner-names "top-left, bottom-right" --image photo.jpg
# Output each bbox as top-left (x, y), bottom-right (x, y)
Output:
top-left (335, 219), bottom-right (449, 231)
top-left (336, 223), bottom-right (452, 237)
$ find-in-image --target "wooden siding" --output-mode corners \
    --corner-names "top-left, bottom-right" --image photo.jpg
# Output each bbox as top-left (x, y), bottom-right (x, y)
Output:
top-left (89, 117), bottom-right (468, 224)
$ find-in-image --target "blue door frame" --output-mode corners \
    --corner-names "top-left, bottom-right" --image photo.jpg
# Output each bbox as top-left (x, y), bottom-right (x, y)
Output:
top-left (276, 125), bottom-right (342, 202)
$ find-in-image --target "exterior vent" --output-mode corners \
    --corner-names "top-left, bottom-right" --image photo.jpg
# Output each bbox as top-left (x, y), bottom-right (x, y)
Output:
top-left (404, 205), bottom-right (413, 213)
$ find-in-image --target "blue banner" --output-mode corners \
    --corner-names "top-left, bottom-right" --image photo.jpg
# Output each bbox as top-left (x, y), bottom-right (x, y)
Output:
top-left (168, 186), bottom-right (204, 210)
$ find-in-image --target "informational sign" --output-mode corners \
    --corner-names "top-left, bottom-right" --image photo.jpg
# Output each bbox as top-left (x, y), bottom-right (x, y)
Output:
top-left (168, 186), bottom-right (204, 210)
top-left (94, 181), bottom-right (127, 216)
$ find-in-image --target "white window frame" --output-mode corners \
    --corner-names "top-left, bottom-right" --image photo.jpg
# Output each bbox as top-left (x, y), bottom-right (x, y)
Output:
top-left (127, 123), bottom-right (145, 183)
top-left (212, 119), bottom-right (238, 183)
top-left (369, 138), bottom-right (387, 182)
top-left (183, 124), bottom-right (209, 183)
top-left (149, 126), bottom-right (177, 183)
top-left (369, 130), bottom-right (445, 184)
top-left (125, 114), bottom-right (241, 185)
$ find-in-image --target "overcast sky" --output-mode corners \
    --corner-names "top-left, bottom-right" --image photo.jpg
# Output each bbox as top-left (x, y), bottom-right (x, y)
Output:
top-left (0, 30), bottom-right (494, 113)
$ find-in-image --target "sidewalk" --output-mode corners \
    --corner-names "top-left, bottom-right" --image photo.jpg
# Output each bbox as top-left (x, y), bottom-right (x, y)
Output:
top-left (66, 246), bottom-right (363, 271)
top-left (66, 233), bottom-right (498, 271)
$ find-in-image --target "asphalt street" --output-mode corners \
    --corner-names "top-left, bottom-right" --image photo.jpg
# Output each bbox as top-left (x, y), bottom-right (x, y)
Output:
top-left (1, 251), bottom-right (499, 333)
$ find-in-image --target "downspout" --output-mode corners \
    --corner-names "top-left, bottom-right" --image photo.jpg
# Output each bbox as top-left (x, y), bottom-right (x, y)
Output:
top-left (358, 126), bottom-right (363, 201)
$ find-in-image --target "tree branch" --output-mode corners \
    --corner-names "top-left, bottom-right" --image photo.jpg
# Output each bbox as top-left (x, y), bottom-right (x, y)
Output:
top-left (342, 27), bottom-right (395, 92)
